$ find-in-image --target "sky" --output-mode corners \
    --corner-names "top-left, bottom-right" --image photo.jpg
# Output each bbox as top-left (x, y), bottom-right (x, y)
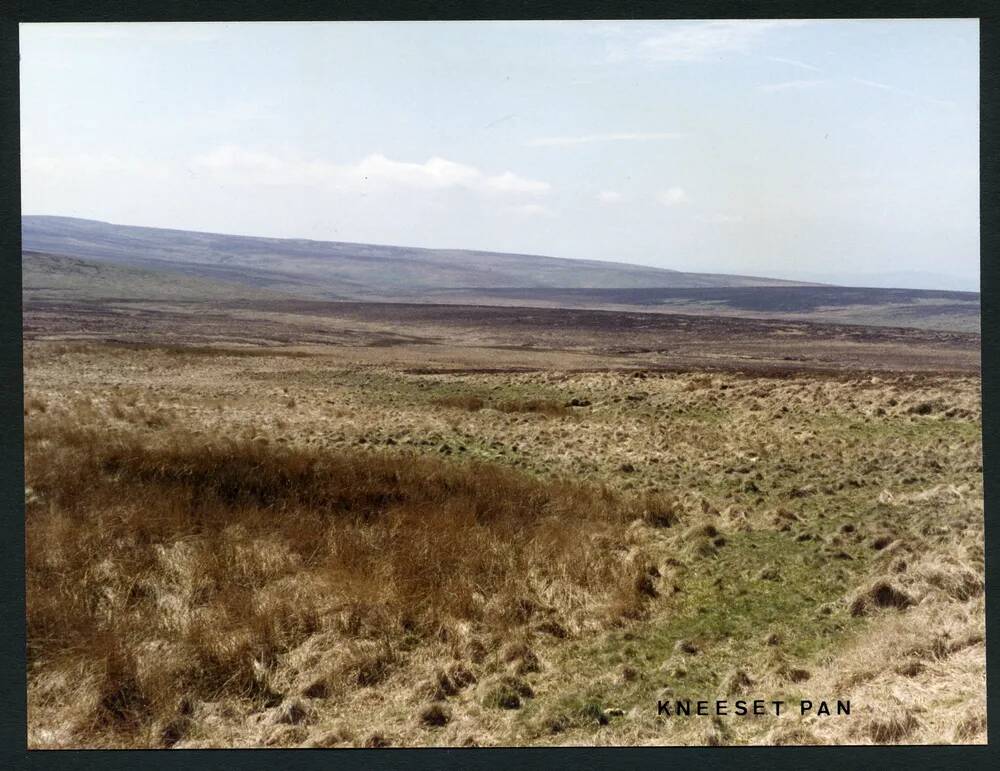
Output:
top-left (19, 20), bottom-right (980, 289)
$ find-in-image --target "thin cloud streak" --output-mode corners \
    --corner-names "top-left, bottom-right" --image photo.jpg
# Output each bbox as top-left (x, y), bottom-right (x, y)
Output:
top-left (124, 146), bottom-right (554, 196)
top-left (764, 55), bottom-right (822, 72)
top-left (850, 77), bottom-right (956, 108)
top-left (618, 20), bottom-right (811, 63)
top-left (527, 132), bottom-right (684, 147)
top-left (757, 79), bottom-right (829, 93)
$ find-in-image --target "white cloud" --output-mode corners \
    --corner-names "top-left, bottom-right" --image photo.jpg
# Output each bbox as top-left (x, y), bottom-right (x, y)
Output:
top-left (353, 154), bottom-right (482, 191)
top-left (190, 147), bottom-right (551, 195)
top-left (757, 79), bottom-right (829, 93)
top-left (657, 187), bottom-right (689, 207)
top-left (192, 145), bottom-right (297, 183)
top-left (484, 170), bottom-right (551, 194)
top-left (527, 132), bottom-right (683, 147)
top-left (626, 20), bottom-right (810, 63)
top-left (598, 190), bottom-right (623, 204)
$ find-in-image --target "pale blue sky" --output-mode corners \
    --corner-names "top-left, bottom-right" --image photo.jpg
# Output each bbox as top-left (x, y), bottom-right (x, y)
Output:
top-left (20, 20), bottom-right (979, 288)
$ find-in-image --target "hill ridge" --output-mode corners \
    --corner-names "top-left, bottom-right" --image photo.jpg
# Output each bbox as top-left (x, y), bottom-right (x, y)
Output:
top-left (21, 215), bottom-right (811, 299)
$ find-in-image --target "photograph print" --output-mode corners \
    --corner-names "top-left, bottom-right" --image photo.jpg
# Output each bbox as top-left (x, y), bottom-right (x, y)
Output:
top-left (19, 18), bottom-right (984, 748)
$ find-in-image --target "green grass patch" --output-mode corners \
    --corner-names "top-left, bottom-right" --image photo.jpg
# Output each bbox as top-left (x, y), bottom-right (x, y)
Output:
top-left (528, 528), bottom-right (870, 742)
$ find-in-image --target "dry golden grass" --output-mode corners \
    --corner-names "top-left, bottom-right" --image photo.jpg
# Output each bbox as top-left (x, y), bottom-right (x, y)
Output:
top-left (431, 394), bottom-right (570, 416)
top-left (26, 414), bottom-right (673, 747)
top-left (495, 398), bottom-right (571, 417)
top-left (807, 528), bottom-right (986, 745)
top-left (23, 341), bottom-right (984, 748)
top-left (431, 394), bottom-right (487, 411)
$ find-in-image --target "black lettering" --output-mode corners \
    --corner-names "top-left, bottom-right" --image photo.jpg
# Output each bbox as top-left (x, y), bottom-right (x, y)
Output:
top-left (818, 701), bottom-right (830, 716)
top-left (697, 701), bottom-right (708, 716)
top-left (657, 701), bottom-right (671, 716)
top-left (773, 700), bottom-right (784, 716)
top-left (676, 700), bottom-right (691, 716)
top-left (716, 700), bottom-right (728, 716)
top-left (838, 700), bottom-right (851, 716)
top-left (800, 700), bottom-right (812, 715)
top-left (735, 700), bottom-right (748, 716)
top-left (753, 699), bottom-right (765, 716)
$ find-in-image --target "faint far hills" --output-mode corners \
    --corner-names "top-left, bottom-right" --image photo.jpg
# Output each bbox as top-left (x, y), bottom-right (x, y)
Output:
top-left (765, 268), bottom-right (979, 293)
top-left (21, 216), bottom-right (811, 298)
top-left (21, 216), bottom-right (980, 333)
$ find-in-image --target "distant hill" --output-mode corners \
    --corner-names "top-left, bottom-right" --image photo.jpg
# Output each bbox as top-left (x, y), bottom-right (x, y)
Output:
top-left (21, 216), bottom-right (812, 300)
top-left (426, 285), bottom-right (980, 333)
top-left (22, 251), bottom-right (292, 303)
top-left (20, 216), bottom-right (979, 333)
top-left (761, 268), bottom-right (980, 293)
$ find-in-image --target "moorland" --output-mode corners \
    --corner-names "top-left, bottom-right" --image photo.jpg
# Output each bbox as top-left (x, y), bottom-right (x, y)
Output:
top-left (22, 220), bottom-right (985, 747)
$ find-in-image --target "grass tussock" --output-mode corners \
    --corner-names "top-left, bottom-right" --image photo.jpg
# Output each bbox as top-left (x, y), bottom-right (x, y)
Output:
top-left (496, 398), bottom-right (571, 417)
top-left (859, 705), bottom-right (921, 743)
top-left (26, 420), bottom-right (674, 746)
top-left (24, 395), bottom-right (48, 415)
top-left (430, 395), bottom-right (486, 411)
top-left (430, 394), bottom-right (569, 416)
top-left (848, 580), bottom-right (913, 617)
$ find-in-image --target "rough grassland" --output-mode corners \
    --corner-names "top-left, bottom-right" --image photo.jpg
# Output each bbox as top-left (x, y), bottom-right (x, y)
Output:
top-left (24, 342), bottom-right (984, 747)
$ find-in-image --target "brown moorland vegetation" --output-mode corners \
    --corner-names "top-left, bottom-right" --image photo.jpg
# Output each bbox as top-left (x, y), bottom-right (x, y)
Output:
top-left (23, 336), bottom-right (984, 748)
top-left (26, 415), bottom-right (675, 747)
